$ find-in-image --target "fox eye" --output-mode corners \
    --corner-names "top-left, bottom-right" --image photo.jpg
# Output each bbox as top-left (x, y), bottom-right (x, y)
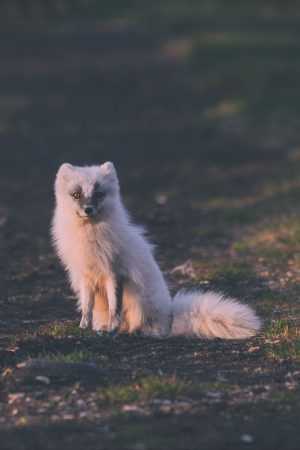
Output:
top-left (71, 191), bottom-right (81, 200)
top-left (93, 183), bottom-right (106, 200)
top-left (94, 190), bottom-right (105, 199)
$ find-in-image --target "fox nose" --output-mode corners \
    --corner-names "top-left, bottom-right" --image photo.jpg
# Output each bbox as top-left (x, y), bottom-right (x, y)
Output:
top-left (84, 206), bottom-right (94, 216)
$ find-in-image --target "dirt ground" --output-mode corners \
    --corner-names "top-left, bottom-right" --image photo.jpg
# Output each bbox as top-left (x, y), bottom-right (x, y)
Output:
top-left (1, 7), bottom-right (300, 450)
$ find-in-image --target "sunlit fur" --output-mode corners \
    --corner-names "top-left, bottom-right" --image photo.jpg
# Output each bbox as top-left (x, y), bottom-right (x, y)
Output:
top-left (52, 162), bottom-right (261, 339)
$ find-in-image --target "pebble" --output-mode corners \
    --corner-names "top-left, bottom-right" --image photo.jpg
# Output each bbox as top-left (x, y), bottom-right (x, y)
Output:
top-left (248, 346), bottom-right (260, 353)
top-left (155, 194), bottom-right (168, 206)
top-left (241, 434), bottom-right (254, 444)
top-left (35, 376), bottom-right (51, 385)
top-left (8, 393), bottom-right (25, 405)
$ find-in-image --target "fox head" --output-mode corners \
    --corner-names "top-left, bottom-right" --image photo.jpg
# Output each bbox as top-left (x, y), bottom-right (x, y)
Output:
top-left (55, 162), bottom-right (120, 220)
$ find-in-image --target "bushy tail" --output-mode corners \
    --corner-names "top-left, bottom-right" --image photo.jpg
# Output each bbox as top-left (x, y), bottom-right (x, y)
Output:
top-left (171, 290), bottom-right (261, 339)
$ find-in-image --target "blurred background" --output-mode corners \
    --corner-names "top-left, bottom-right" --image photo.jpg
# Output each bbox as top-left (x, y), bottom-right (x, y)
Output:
top-left (2, 0), bottom-right (300, 304)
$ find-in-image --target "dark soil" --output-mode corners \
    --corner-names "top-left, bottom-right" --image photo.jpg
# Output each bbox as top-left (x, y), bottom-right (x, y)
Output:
top-left (1, 9), bottom-right (300, 450)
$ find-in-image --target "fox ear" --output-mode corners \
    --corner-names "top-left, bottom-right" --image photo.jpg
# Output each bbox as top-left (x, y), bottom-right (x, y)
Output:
top-left (100, 161), bottom-right (119, 190)
top-left (100, 161), bottom-right (116, 176)
top-left (57, 163), bottom-right (75, 182)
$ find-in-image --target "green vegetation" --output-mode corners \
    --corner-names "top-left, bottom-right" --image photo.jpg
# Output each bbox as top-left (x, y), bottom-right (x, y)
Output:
top-left (98, 376), bottom-right (190, 404)
top-left (267, 340), bottom-right (300, 361)
top-left (211, 263), bottom-right (257, 285)
top-left (37, 321), bottom-right (93, 339)
top-left (37, 349), bottom-right (96, 364)
top-left (97, 378), bottom-right (240, 406)
top-left (265, 319), bottom-right (300, 361)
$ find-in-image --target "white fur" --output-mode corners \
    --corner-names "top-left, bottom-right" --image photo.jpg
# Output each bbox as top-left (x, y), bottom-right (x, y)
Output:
top-left (52, 162), bottom-right (261, 339)
top-left (172, 290), bottom-right (261, 339)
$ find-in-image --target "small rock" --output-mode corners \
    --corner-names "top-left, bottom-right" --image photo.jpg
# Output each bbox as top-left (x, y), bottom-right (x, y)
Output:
top-left (170, 260), bottom-right (197, 279)
top-left (62, 414), bottom-right (74, 421)
top-left (122, 405), bottom-right (140, 412)
top-left (248, 346), bottom-right (260, 353)
top-left (155, 194), bottom-right (168, 206)
top-left (206, 391), bottom-right (222, 400)
top-left (35, 375), bottom-right (50, 385)
top-left (11, 408), bottom-right (19, 416)
top-left (8, 393), bottom-right (25, 405)
top-left (241, 434), bottom-right (254, 444)
top-left (122, 405), bottom-right (146, 415)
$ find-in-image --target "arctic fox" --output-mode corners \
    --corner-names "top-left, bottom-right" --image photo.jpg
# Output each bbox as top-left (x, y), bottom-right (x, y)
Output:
top-left (52, 162), bottom-right (261, 339)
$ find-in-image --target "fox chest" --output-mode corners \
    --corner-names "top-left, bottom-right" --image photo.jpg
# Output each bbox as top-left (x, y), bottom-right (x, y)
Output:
top-left (61, 233), bottom-right (113, 278)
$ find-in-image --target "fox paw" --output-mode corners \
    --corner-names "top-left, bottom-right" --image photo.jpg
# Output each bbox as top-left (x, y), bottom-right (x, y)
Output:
top-left (108, 316), bottom-right (120, 332)
top-left (96, 329), bottom-right (118, 338)
top-left (79, 315), bottom-right (90, 329)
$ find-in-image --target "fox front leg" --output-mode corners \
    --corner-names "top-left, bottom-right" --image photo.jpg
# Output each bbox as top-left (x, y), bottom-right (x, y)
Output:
top-left (105, 275), bottom-right (122, 332)
top-left (79, 283), bottom-right (94, 329)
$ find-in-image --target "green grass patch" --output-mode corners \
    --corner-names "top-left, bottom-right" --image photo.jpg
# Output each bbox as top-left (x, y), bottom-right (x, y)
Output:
top-left (37, 349), bottom-right (96, 364)
top-left (99, 376), bottom-right (189, 404)
top-left (265, 319), bottom-right (295, 340)
top-left (97, 377), bottom-right (237, 405)
top-left (222, 207), bottom-right (257, 225)
top-left (211, 262), bottom-right (257, 284)
top-left (254, 289), bottom-right (292, 313)
top-left (233, 218), bottom-right (300, 264)
top-left (265, 319), bottom-right (300, 361)
top-left (37, 321), bottom-right (93, 339)
top-left (267, 340), bottom-right (300, 361)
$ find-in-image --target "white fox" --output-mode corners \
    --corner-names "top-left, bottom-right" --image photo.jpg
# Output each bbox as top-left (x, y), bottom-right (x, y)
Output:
top-left (52, 162), bottom-right (261, 339)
